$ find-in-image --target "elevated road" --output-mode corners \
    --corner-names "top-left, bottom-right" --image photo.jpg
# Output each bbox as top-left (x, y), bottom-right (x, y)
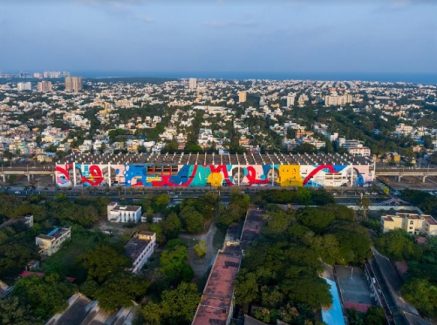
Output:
top-left (375, 168), bottom-right (437, 182)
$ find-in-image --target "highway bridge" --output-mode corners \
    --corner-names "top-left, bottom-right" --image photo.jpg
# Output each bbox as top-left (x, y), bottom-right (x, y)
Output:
top-left (375, 168), bottom-right (437, 182)
top-left (0, 165), bottom-right (436, 185)
top-left (0, 165), bottom-right (53, 183)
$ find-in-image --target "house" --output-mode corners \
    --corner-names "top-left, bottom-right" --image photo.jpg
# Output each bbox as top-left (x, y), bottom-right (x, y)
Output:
top-left (46, 292), bottom-right (137, 325)
top-left (124, 231), bottom-right (156, 274)
top-left (35, 227), bottom-right (71, 256)
top-left (382, 213), bottom-right (437, 236)
top-left (107, 202), bottom-right (142, 223)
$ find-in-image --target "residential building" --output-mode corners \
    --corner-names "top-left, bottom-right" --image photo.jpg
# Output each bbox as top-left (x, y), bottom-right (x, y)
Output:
top-left (382, 213), bottom-right (437, 236)
top-left (35, 227), bottom-right (71, 256)
top-left (188, 78), bottom-right (197, 90)
top-left (324, 93), bottom-right (353, 106)
top-left (37, 81), bottom-right (53, 92)
top-left (17, 82), bottom-right (32, 91)
top-left (238, 91), bottom-right (247, 103)
top-left (65, 76), bottom-right (82, 93)
top-left (46, 293), bottom-right (137, 325)
top-left (124, 231), bottom-right (156, 274)
top-left (286, 93), bottom-right (296, 107)
top-left (107, 202), bottom-right (142, 223)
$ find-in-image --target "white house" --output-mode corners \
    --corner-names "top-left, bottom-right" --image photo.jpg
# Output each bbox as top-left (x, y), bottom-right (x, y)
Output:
top-left (107, 202), bottom-right (142, 223)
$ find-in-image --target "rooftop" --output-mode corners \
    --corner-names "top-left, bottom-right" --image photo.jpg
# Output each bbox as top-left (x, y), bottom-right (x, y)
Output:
top-left (124, 236), bottom-right (153, 262)
top-left (37, 227), bottom-right (70, 240)
top-left (192, 247), bottom-right (242, 325)
top-left (59, 152), bottom-right (373, 166)
top-left (113, 205), bottom-right (141, 212)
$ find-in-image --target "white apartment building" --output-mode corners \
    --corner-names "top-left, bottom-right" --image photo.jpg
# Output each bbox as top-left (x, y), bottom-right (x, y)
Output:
top-left (188, 78), bottom-right (197, 90)
top-left (107, 202), bottom-right (142, 223)
top-left (124, 231), bottom-right (156, 274)
top-left (324, 93), bottom-right (353, 106)
top-left (340, 139), bottom-right (371, 157)
top-left (286, 93), bottom-right (296, 107)
top-left (35, 227), bottom-right (71, 256)
top-left (17, 82), bottom-right (32, 91)
top-left (382, 213), bottom-right (437, 236)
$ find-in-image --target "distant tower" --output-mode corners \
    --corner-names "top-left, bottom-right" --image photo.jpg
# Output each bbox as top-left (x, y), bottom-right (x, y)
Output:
top-left (65, 76), bottom-right (82, 93)
top-left (188, 78), bottom-right (197, 90)
top-left (238, 91), bottom-right (247, 103)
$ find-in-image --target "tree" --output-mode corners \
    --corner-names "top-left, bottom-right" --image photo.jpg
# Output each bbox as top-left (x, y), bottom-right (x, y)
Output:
top-left (265, 210), bottom-right (294, 235)
top-left (297, 208), bottom-right (335, 233)
top-left (358, 194), bottom-right (370, 221)
top-left (141, 282), bottom-right (200, 325)
top-left (13, 274), bottom-right (74, 320)
top-left (81, 244), bottom-right (129, 283)
top-left (95, 274), bottom-right (149, 312)
top-left (0, 243), bottom-right (36, 278)
top-left (401, 278), bottom-right (437, 318)
top-left (235, 272), bottom-right (259, 313)
top-left (160, 282), bottom-right (200, 323)
top-left (193, 240), bottom-right (207, 258)
top-left (363, 307), bottom-right (386, 325)
top-left (159, 240), bottom-right (193, 284)
top-left (153, 194), bottom-right (170, 211)
top-left (334, 224), bottom-right (371, 264)
top-left (0, 297), bottom-right (38, 325)
top-left (162, 212), bottom-right (182, 239)
top-left (141, 302), bottom-right (163, 325)
top-left (376, 229), bottom-right (421, 261)
top-left (180, 206), bottom-right (204, 234)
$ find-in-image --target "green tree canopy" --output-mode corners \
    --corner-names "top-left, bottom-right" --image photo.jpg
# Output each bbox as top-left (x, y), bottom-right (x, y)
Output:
top-left (81, 244), bottom-right (129, 283)
top-left (376, 229), bottom-right (421, 261)
top-left (13, 274), bottom-right (74, 320)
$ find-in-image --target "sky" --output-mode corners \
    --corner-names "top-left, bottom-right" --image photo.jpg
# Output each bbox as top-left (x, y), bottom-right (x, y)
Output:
top-left (0, 0), bottom-right (436, 77)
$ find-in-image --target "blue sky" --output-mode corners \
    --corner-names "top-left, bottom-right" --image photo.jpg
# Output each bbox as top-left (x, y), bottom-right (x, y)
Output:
top-left (0, 0), bottom-right (436, 75)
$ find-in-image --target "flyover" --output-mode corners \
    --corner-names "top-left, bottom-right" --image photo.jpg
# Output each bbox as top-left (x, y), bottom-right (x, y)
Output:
top-left (375, 168), bottom-right (437, 183)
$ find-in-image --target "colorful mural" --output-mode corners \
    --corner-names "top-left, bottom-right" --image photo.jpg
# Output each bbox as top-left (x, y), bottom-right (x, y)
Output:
top-left (55, 162), bottom-right (374, 188)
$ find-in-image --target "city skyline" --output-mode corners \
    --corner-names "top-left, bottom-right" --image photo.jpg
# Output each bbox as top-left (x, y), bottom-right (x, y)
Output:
top-left (1, 0), bottom-right (436, 76)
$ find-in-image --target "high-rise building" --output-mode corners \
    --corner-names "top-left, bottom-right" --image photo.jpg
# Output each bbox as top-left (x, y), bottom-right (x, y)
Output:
top-left (238, 91), bottom-right (247, 103)
top-left (188, 78), bottom-right (197, 90)
top-left (286, 93), bottom-right (296, 107)
top-left (17, 82), bottom-right (32, 91)
top-left (65, 76), bottom-right (82, 93)
top-left (298, 94), bottom-right (308, 107)
top-left (37, 81), bottom-right (53, 93)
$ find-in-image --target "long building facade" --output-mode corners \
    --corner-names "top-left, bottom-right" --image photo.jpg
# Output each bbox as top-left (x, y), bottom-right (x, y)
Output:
top-left (55, 152), bottom-right (375, 188)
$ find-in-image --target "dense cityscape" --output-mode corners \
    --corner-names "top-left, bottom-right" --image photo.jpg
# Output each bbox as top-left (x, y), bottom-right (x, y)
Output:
top-left (1, 0), bottom-right (437, 324)
top-left (0, 71), bottom-right (436, 325)
top-left (1, 73), bottom-right (436, 164)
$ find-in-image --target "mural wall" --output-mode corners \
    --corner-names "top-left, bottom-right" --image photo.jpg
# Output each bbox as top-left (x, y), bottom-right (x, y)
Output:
top-left (55, 163), bottom-right (374, 188)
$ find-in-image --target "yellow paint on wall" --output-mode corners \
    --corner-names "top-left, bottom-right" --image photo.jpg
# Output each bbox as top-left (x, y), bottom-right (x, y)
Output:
top-left (278, 165), bottom-right (303, 187)
top-left (208, 172), bottom-right (224, 187)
